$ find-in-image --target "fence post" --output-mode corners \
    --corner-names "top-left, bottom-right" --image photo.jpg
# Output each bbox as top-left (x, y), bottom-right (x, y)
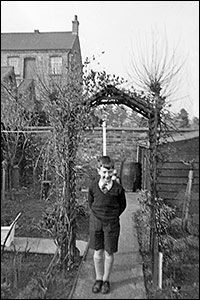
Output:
top-left (13, 165), bottom-right (20, 189)
top-left (102, 120), bottom-right (106, 155)
top-left (1, 160), bottom-right (7, 202)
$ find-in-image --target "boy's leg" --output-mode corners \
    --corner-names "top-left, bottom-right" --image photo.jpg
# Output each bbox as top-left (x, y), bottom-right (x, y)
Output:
top-left (93, 249), bottom-right (104, 280)
top-left (101, 250), bottom-right (114, 294)
top-left (102, 218), bottom-right (119, 294)
top-left (103, 250), bottom-right (114, 282)
top-left (92, 249), bottom-right (104, 293)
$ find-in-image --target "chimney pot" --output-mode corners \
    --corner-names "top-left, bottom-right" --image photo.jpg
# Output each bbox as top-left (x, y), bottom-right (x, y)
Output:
top-left (72, 15), bottom-right (79, 35)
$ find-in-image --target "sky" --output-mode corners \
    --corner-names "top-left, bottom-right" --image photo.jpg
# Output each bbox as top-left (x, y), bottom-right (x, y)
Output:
top-left (1, 1), bottom-right (199, 118)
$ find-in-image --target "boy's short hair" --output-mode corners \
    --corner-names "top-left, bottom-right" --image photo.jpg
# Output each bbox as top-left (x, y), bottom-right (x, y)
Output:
top-left (97, 156), bottom-right (114, 170)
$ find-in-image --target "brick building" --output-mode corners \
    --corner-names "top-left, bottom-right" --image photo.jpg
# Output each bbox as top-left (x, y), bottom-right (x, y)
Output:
top-left (1, 15), bottom-right (82, 110)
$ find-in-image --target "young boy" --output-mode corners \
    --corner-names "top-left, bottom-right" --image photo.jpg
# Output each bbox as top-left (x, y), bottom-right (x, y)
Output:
top-left (88, 156), bottom-right (126, 294)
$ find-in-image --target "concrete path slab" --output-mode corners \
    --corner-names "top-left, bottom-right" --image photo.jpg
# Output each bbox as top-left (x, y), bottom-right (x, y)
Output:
top-left (4, 237), bottom-right (88, 257)
top-left (70, 192), bottom-right (147, 299)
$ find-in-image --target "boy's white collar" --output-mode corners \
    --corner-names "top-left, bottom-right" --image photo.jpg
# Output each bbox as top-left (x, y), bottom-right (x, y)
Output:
top-left (99, 180), bottom-right (113, 190)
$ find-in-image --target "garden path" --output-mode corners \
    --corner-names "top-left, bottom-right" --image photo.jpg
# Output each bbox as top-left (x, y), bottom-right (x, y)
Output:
top-left (4, 192), bottom-right (146, 299)
top-left (69, 192), bottom-right (147, 299)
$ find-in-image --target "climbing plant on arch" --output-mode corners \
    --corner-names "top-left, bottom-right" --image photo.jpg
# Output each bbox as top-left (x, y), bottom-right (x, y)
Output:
top-left (89, 83), bottom-right (165, 289)
top-left (36, 64), bottom-right (128, 272)
top-left (38, 58), bottom-right (164, 288)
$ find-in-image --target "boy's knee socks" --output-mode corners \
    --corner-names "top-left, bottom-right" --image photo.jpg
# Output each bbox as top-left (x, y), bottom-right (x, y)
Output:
top-left (103, 254), bottom-right (114, 282)
top-left (93, 256), bottom-right (104, 280)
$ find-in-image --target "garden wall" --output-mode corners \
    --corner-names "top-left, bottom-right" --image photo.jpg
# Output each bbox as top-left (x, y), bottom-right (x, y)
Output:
top-left (2, 127), bottom-right (199, 200)
top-left (80, 126), bottom-right (149, 172)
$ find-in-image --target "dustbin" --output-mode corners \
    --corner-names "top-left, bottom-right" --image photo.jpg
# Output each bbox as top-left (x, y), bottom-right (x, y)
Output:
top-left (120, 162), bottom-right (141, 192)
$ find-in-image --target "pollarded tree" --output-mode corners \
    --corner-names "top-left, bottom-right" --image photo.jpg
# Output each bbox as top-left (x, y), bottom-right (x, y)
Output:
top-left (127, 30), bottom-right (185, 288)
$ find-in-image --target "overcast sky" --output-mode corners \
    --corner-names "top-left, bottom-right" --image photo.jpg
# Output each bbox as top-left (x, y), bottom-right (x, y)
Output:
top-left (1, 1), bottom-right (199, 118)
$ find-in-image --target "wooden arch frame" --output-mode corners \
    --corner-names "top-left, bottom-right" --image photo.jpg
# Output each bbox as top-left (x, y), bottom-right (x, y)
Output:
top-left (88, 84), bottom-right (162, 194)
top-left (89, 84), bottom-right (162, 288)
top-left (89, 84), bottom-right (154, 119)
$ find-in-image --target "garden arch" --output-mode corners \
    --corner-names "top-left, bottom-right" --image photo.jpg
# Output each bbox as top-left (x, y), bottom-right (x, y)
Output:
top-left (89, 84), bottom-right (162, 198)
top-left (89, 84), bottom-right (163, 288)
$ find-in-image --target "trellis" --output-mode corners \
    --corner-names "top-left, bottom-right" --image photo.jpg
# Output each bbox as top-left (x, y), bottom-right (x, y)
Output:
top-left (89, 84), bottom-right (163, 288)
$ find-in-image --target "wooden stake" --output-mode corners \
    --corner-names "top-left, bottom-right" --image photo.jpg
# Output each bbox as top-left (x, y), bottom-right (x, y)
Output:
top-left (102, 120), bottom-right (106, 155)
top-left (158, 252), bottom-right (163, 289)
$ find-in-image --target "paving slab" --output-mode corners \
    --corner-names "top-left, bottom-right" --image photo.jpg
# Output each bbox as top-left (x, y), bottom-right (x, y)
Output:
top-left (70, 192), bottom-right (147, 299)
top-left (4, 237), bottom-right (88, 257)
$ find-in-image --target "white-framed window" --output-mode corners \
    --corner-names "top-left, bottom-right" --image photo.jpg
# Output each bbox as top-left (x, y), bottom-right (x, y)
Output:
top-left (50, 56), bottom-right (62, 74)
top-left (7, 56), bottom-right (20, 75)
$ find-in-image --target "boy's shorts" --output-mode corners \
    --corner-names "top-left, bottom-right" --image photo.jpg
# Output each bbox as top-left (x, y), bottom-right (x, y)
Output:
top-left (89, 213), bottom-right (120, 254)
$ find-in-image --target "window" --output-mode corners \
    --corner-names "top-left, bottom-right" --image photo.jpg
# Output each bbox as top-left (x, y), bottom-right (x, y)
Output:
top-left (8, 57), bottom-right (20, 75)
top-left (50, 57), bottom-right (62, 75)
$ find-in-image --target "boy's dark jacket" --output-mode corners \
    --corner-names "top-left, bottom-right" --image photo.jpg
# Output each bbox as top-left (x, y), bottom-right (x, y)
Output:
top-left (88, 179), bottom-right (126, 222)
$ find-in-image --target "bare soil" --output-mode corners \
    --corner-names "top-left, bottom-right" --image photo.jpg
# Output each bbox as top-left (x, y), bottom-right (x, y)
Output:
top-left (1, 186), bottom-right (89, 299)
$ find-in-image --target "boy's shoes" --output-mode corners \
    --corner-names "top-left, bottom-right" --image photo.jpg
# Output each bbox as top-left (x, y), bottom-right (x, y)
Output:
top-left (92, 280), bottom-right (103, 293)
top-left (101, 281), bottom-right (110, 294)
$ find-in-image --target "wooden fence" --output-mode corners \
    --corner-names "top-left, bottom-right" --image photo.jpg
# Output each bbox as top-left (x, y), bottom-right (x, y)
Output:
top-left (138, 136), bottom-right (199, 222)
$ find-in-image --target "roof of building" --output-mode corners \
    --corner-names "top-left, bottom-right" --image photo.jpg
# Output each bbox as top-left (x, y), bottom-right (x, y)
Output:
top-left (161, 130), bottom-right (199, 143)
top-left (1, 66), bottom-right (14, 80)
top-left (1, 31), bottom-right (77, 51)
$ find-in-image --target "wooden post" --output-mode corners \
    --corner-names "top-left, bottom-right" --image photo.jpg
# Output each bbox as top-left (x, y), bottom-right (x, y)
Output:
top-left (1, 160), bottom-right (7, 202)
top-left (182, 160), bottom-right (194, 229)
top-left (149, 95), bottom-right (162, 290)
top-left (136, 145), bottom-right (140, 162)
top-left (102, 120), bottom-right (106, 155)
top-left (13, 165), bottom-right (20, 189)
top-left (158, 252), bottom-right (163, 289)
top-left (152, 232), bottom-right (159, 288)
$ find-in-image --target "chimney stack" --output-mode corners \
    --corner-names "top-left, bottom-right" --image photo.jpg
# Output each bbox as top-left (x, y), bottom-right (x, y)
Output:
top-left (72, 15), bottom-right (79, 35)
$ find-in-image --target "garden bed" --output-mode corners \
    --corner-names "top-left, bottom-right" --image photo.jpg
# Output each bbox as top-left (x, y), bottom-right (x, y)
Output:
top-left (133, 192), bottom-right (199, 299)
top-left (1, 186), bottom-right (89, 299)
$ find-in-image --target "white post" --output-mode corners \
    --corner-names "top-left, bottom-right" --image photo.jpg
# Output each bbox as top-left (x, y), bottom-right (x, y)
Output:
top-left (2, 160), bottom-right (7, 202)
top-left (158, 252), bottom-right (163, 289)
top-left (102, 120), bottom-right (106, 155)
top-left (136, 145), bottom-right (140, 162)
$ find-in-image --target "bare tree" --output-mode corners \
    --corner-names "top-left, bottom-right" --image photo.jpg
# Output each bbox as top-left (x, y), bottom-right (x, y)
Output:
top-left (1, 74), bottom-right (35, 196)
top-left (126, 29), bottom-right (185, 288)
top-left (127, 29), bottom-right (185, 102)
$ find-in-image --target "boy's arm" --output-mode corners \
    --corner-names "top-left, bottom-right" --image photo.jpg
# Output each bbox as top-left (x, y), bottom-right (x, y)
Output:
top-left (119, 188), bottom-right (126, 215)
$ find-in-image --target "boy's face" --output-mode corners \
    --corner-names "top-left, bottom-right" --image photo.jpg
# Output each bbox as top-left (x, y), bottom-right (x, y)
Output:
top-left (98, 166), bottom-right (114, 183)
